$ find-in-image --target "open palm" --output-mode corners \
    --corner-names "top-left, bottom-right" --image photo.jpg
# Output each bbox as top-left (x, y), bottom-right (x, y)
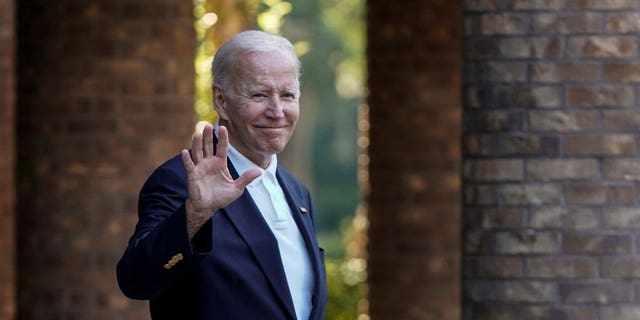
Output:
top-left (181, 124), bottom-right (261, 238)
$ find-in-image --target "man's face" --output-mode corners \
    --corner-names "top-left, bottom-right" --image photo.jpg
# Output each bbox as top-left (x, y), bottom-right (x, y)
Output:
top-left (215, 49), bottom-right (300, 167)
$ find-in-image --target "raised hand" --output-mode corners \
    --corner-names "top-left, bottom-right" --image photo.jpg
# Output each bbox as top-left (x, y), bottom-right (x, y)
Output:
top-left (181, 124), bottom-right (261, 238)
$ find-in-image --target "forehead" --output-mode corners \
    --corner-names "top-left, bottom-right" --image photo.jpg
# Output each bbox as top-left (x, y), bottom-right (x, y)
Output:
top-left (232, 50), bottom-right (298, 84)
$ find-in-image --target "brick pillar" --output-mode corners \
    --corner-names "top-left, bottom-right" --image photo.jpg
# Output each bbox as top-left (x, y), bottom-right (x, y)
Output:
top-left (0, 0), bottom-right (16, 318)
top-left (366, 1), bottom-right (461, 319)
top-left (463, 1), bottom-right (640, 319)
top-left (16, 1), bottom-right (195, 319)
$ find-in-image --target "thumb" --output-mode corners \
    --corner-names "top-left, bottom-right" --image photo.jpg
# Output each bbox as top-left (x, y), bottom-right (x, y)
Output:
top-left (235, 168), bottom-right (262, 189)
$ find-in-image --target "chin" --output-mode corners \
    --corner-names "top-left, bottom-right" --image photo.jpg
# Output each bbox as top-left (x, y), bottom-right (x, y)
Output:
top-left (263, 143), bottom-right (287, 155)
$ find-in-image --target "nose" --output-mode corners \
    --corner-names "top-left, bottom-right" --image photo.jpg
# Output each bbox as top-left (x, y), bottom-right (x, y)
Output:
top-left (265, 96), bottom-right (285, 119)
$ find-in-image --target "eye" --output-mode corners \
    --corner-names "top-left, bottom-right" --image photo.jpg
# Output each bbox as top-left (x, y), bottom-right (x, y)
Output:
top-left (251, 93), bottom-right (267, 100)
top-left (281, 92), bottom-right (297, 100)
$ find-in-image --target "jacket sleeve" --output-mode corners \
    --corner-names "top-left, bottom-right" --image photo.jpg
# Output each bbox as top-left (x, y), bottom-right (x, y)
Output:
top-left (116, 156), bottom-right (213, 300)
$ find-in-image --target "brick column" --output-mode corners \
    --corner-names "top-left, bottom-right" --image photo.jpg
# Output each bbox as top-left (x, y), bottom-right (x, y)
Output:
top-left (16, 1), bottom-right (195, 319)
top-left (0, 0), bottom-right (16, 318)
top-left (367, 1), bottom-right (461, 319)
top-left (463, 1), bottom-right (640, 319)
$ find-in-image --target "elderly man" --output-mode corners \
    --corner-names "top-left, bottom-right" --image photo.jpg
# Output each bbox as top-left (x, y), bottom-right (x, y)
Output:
top-left (117, 30), bottom-right (327, 320)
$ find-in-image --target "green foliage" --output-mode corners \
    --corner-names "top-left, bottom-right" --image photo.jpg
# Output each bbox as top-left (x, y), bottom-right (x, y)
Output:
top-left (321, 218), bottom-right (367, 319)
top-left (193, 0), bottom-right (218, 126)
top-left (256, 0), bottom-right (292, 34)
top-left (325, 257), bottom-right (366, 320)
top-left (317, 231), bottom-right (345, 259)
top-left (279, 0), bottom-right (364, 237)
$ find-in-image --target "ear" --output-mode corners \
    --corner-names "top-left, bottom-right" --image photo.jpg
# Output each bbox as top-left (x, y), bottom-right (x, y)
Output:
top-left (213, 85), bottom-right (229, 120)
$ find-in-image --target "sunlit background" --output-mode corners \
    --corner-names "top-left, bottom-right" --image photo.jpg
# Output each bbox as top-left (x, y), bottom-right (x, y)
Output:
top-left (193, 0), bottom-right (367, 318)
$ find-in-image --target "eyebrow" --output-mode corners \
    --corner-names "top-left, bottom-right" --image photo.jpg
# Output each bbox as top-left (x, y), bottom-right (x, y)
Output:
top-left (246, 86), bottom-right (298, 93)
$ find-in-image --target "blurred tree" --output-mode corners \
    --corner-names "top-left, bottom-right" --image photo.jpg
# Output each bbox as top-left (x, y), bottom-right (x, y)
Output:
top-left (276, 0), bottom-right (364, 252)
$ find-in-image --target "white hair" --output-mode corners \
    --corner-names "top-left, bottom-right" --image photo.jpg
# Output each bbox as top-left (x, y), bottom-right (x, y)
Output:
top-left (211, 30), bottom-right (301, 94)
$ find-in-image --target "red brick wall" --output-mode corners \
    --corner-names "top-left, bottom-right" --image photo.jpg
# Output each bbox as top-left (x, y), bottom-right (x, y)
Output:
top-left (366, 1), bottom-right (462, 319)
top-left (16, 1), bottom-right (195, 318)
top-left (463, 1), bottom-right (640, 319)
top-left (0, 0), bottom-right (15, 318)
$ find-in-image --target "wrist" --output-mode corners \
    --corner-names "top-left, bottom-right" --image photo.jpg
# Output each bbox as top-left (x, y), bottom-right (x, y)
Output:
top-left (185, 199), bottom-right (214, 239)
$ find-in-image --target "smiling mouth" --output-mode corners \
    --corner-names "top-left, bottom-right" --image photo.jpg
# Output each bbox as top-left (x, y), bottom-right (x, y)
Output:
top-left (255, 125), bottom-right (287, 130)
top-left (255, 126), bottom-right (288, 135)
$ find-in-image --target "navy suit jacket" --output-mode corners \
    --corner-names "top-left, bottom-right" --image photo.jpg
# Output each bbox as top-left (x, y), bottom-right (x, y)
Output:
top-left (117, 150), bottom-right (328, 319)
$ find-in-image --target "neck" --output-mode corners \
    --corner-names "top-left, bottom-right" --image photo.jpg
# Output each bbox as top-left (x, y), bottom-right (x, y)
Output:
top-left (248, 153), bottom-right (272, 169)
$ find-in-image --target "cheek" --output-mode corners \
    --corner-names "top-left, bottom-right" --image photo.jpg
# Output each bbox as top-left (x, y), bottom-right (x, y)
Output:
top-left (285, 104), bottom-right (300, 121)
top-left (232, 103), bottom-right (264, 122)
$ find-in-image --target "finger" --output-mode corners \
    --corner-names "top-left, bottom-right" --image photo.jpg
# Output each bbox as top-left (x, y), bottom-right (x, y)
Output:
top-left (192, 131), bottom-right (203, 164)
top-left (203, 123), bottom-right (214, 158)
top-left (216, 126), bottom-right (229, 160)
top-left (235, 168), bottom-right (262, 189)
top-left (180, 149), bottom-right (195, 175)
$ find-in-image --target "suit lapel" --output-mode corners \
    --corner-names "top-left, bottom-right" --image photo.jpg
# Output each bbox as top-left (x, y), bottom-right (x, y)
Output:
top-left (223, 162), bottom-right (297, 319)
top-left (277, 170), bottom-right (325, 319)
